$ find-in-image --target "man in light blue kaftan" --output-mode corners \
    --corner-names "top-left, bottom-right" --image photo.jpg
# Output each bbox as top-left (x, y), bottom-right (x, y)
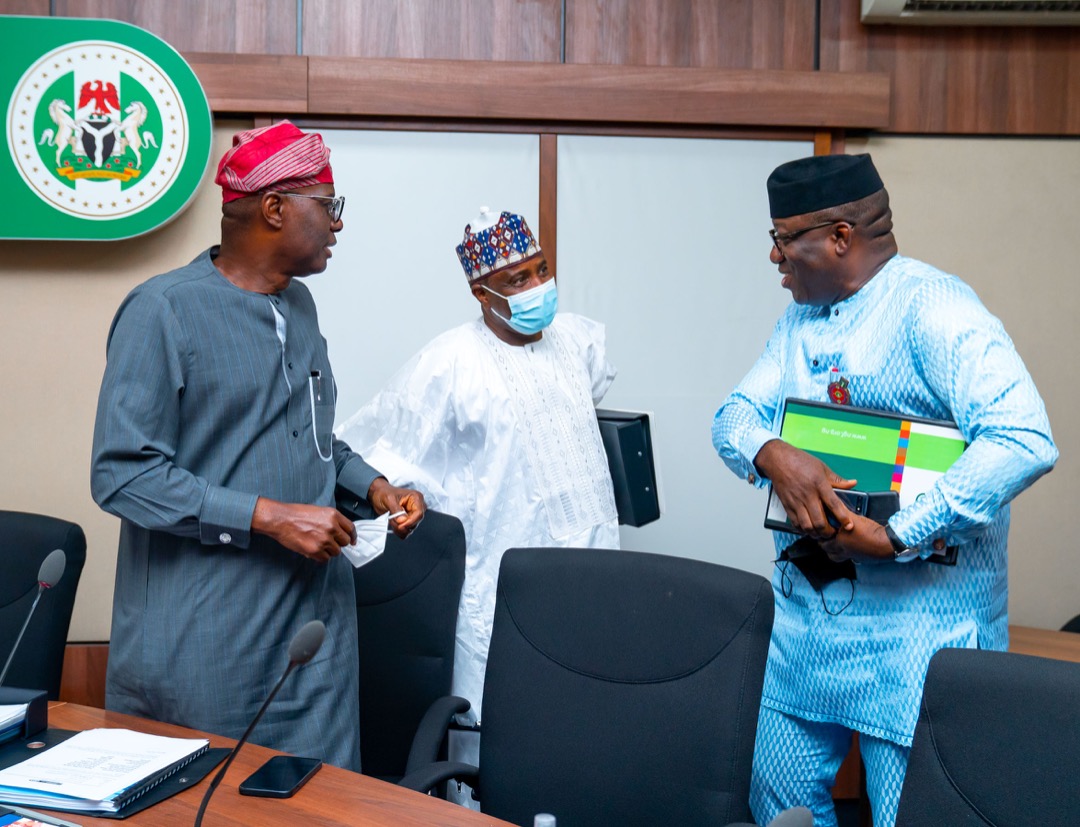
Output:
top-left (711, 154), bottom-right (1057, 827)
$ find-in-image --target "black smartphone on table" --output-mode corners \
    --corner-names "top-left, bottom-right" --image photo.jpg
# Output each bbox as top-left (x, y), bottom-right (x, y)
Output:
top-left (238, 755), bottom-right (322, 798)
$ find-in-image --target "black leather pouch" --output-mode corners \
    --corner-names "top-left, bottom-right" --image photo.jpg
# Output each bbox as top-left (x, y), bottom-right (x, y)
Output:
top-left (780, 537), bottom-right (856, 592)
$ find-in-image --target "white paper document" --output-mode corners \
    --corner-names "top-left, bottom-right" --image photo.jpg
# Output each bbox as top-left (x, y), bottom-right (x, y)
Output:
top-left (0, 705), bottom-right (28, 747)
top-left (0, 728), bottom-right (207, 813)
top-left (0, 706), bottom-right (27, 732)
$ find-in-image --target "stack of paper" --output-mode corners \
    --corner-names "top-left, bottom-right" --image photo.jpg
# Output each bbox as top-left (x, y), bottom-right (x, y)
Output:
top-left (0, 707), bottom-right (27, 746)
top-left (0, 728), bottom-right (207, 815)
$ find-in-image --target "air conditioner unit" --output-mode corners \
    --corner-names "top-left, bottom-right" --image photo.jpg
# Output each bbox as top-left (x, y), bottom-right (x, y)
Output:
top-left (861, 0), bottom-right (1080, 26)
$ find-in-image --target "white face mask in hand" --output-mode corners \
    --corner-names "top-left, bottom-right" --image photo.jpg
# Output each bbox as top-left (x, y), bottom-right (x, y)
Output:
top-left (340, 511), bottom-right (404, 568)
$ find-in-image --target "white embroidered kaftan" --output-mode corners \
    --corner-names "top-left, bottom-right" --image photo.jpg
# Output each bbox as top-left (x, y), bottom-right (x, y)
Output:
top-left (336, 312), bottom-right (621, 716)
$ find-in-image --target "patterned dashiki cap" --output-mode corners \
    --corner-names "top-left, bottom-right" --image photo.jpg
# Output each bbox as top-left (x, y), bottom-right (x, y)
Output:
top-left (215, 120), bottom-right (334, 204)
top-left (767, 153), bottom-right (884, 219)
top-left (455, 207), bottom-right (542, 282)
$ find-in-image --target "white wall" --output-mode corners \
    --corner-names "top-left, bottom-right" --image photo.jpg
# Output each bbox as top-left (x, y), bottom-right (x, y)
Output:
top-left (311, 131), bottom-right (809, 580)
top-left (0, 121), bottom-right (248, 641)
top-left (305, 129), bottom-right (540, 418)
top-left (555, 135), bottom-right (810, 577)
top-left (2, 128), bottom-right (1075, 639)
top-left (848, 135), bottom-right (1080, 630)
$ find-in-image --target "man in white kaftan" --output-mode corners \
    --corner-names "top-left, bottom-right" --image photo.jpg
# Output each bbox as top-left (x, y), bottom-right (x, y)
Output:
top-left (336, 209), bottom-right (620, 797)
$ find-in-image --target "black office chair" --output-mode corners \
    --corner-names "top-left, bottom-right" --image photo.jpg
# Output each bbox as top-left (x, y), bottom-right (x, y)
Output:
top-left (895, 647), bottom-right (1080, 826)
top-left (402, 546), bottom-right (773, 827)
top-left (0, 510), bottom-right (87, 699)
top-left (350, 508), bottom-right (467, 784)
top-left (1060, 614), bottom-right (1080, 634)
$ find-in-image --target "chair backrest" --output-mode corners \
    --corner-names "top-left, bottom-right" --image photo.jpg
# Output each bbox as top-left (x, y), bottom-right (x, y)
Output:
top-left (0, 510), bottom-right (87, 699)
top-left (479, 547), bottom-right (773, 827)
top-left (353, 510), bottom-right (466, 781)
top-left (895, 647), bottom-right (1080, 827)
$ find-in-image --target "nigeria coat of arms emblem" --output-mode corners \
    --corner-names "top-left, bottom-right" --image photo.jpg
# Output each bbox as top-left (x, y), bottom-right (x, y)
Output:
top-left (3, 16), bottom-right (211, 239)
top-left (9, 41), bottom-right (184, 219)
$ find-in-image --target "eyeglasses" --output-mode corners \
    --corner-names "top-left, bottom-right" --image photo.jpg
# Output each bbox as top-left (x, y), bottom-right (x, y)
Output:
top-left (279, 192), bottom-right (346, 222)
top-left (769, 220), bottom-right (854, 254)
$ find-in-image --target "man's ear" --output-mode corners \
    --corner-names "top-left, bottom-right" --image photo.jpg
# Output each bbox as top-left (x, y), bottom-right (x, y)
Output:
top-left (833, 221), bottom-right (855, 256)
top-left (260, 192), bottom-right (285, 229)
top-left (470, 282), bottom-right (489, 305)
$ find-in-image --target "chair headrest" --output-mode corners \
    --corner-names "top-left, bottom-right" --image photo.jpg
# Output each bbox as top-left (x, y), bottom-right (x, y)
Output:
top-left (496, 547), bottom-right (772, 682)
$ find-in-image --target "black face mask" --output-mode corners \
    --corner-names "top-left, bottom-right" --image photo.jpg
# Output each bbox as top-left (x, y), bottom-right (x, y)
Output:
top-left (778, 536), bottom-right (856, 615)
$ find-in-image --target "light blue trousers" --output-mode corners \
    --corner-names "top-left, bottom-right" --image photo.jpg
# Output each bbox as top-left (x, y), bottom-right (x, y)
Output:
top-left (750, 705), bottom-right (910, 827)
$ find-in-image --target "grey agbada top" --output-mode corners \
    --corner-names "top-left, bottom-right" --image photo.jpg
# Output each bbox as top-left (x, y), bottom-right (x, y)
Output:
top-left (91, 248), bottom-right (380, 770)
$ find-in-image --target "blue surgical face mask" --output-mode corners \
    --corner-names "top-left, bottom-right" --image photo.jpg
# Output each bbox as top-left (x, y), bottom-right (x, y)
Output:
top-left (483, 278), bottom-right (558, 335)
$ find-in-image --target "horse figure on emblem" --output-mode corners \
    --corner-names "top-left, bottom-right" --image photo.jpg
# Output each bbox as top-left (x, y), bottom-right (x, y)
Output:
top-left (38, 99), bottom-right (81, 167)
top-left (117, 101), bottom-right (158, 168)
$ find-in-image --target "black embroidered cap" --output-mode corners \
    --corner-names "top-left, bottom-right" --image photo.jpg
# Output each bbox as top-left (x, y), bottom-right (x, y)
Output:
top-left (767, 154), bottom-right (884, 219)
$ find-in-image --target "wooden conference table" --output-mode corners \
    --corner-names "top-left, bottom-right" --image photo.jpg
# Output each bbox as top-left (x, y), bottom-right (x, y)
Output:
top-left (1007, 624), bottom-right (1080, 663)
top-left (25, 629), bottom-right (1080, 826)
top-left (34, 702), bottom-right (513, 827)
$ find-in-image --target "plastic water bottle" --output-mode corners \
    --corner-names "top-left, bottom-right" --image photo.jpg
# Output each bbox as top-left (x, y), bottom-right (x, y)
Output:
top-left (533, 814), bottom-right (556, 827)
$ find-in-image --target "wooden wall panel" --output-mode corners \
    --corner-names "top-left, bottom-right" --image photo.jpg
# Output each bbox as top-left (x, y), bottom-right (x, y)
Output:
top-left (820, 0), bottom-right (1080, 134)
top-left (0, 0), bottom-right (50, 14)
top-left (185, 52), bottom-right (308, 113)
top-left (59, 643), bottom-right (109, 709)
top-left (538, 133), bottom-right (557, 274)
top-left (17, 0), bottom-right (1080, 135)
top-left (52, 0), bottom-right (298, 55)
top-left (566, 0), bottom-right (817, 70)
top-left (302, 0), bottom-right (561, 61)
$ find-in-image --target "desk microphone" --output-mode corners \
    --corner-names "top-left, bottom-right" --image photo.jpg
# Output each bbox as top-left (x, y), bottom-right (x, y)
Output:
top-left (767, 806), bottom-right (814, 827)
top-left (193, 619), bottom-right (325, 827)
top-left (0, 548), bottom-right (66, 688)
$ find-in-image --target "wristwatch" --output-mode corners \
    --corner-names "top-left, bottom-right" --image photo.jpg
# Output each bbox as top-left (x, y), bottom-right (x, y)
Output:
top-left (885, 524), bottom-right (919, 563)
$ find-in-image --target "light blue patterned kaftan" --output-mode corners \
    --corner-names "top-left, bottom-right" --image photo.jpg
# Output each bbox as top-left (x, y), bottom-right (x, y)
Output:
top-left (712, 254), bottom-right (1056, 825)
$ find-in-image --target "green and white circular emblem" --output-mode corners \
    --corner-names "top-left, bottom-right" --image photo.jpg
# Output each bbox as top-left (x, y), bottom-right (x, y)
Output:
top-left (2, 16), bottom-right (211, 240)
top-left (8, 40), bottom-right (189, 220)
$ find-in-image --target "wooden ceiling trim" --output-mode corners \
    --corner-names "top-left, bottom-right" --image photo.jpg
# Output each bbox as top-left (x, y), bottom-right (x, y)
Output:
top-left (185, 52), bottom-right (890, 130)
top-left (185, 52), bottom-right (309, 114)
top-left (308, 58), bottom-right (890, 129)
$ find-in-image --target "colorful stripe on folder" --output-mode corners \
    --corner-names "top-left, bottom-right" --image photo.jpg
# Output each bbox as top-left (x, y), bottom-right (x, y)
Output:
top-left (890, 421), bottom-right (911, 492)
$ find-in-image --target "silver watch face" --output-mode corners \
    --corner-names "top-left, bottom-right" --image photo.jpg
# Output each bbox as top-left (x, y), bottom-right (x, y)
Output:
top-left (894, 547), bottom-right (919, 563)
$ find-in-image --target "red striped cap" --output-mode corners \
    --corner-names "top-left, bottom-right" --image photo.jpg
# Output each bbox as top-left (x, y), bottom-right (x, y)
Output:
top-left (215, 121), bottom-right (334, 203)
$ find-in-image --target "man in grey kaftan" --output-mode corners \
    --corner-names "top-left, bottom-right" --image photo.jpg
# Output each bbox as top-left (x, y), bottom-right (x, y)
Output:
top-left (91, 122), bottom-right (424, 770)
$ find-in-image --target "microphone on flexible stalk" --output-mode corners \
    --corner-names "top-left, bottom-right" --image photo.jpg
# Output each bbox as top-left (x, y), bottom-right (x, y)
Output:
top-left (193, 619), bottom-right (326, 827)
top-left (0, 549), bottom-right (66, 688)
